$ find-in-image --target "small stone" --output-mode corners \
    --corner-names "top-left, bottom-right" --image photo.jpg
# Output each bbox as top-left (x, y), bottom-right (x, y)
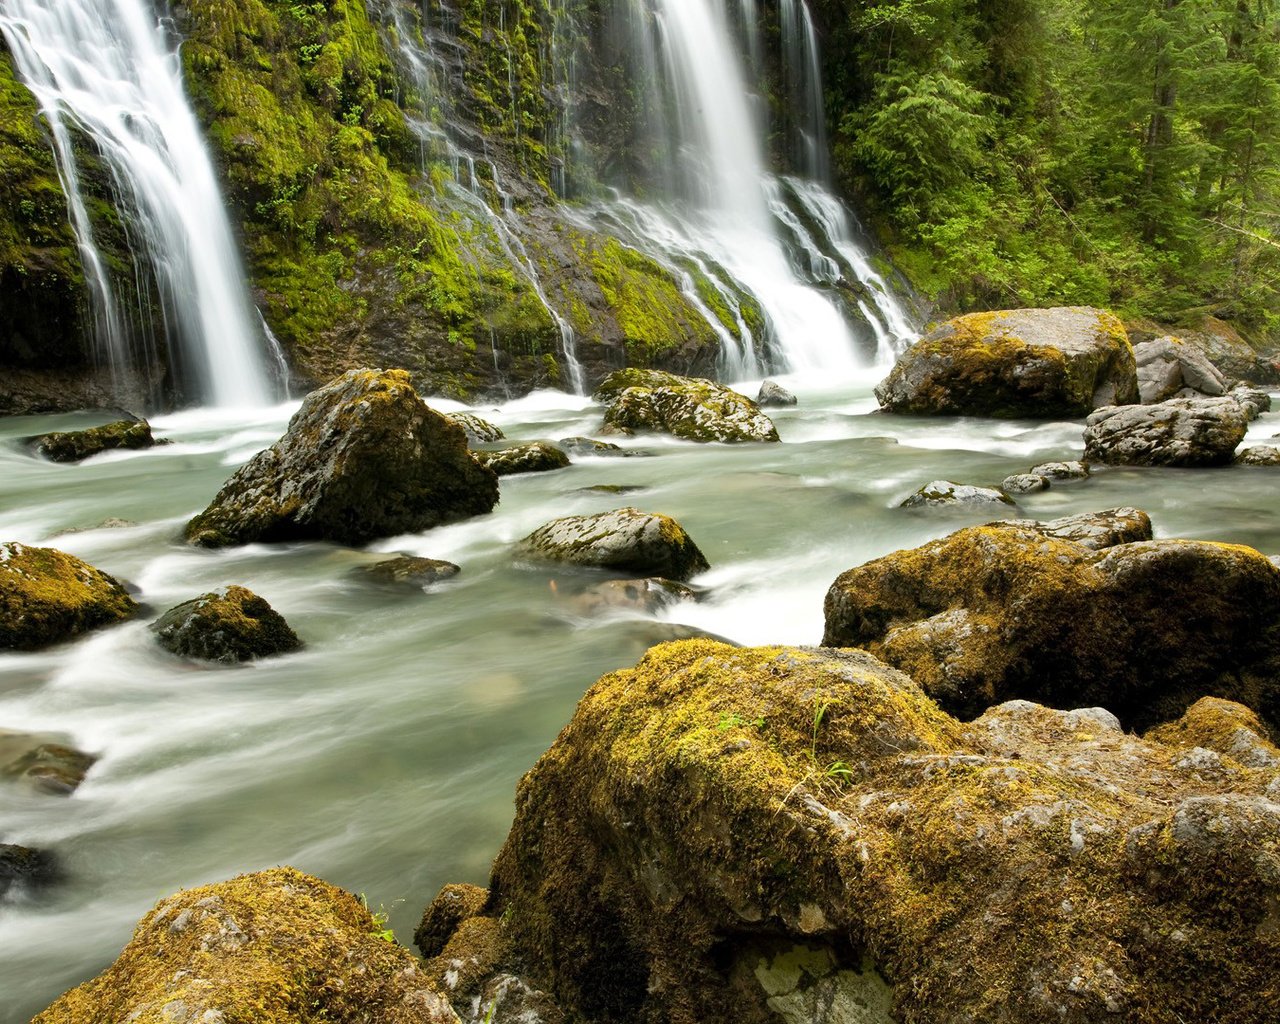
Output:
top-left (1235, 446), bottom-right (1280, 467)
top-left (1002, 473), bottom-right (1049, 494)
top-left (517, 508), bottom-right (710, 581)
top-left (0, 844), bottom-right (59, 899)
top-left (900, 480), bottom-right (1016, 508)
top-left (595, 369), bottom-right (780, 444)
top-left (473, 442), bottom-right (571, 477)
top-left (449, 412), bottom-right (505, 443)
top-left (1028, 461), bottom-right (1090, 480)
top-left (563, 578), bottom-right (698, 617)
top-left (558, 437), bottom-right (631, 457)
top-left (757, 380), bottom-right (798, 408)
top-left (359, 557), bottom-right (461, 588)
top-left (152, 586), bottom-right (302, 664)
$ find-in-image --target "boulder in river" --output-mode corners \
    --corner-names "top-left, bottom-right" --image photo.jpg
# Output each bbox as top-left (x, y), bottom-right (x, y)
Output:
top-left (473, 442), bottom-right (571, 477)
top-left (186, 369), bottom-right (499, 548)
top-left (0, 542), bottom-right (137, 650)
top-left (1236, 445), bottom-right (1280, 467)
top-left (823, 509), bottom-right (1280, 729)
top-left (875, 306), bottom-right (1138, 417)
top-left (1229, 384), bottom-right (1273, 420)
top-left (31, 867), bottom-right (461, 1024)
top-left (594, 368), bottom-right (780, 443)
top-left (558, 437), bottom-right (632, 457)
top-left (360, 557), bottom-right (461, 588)
top-left (458, 638), bottom-right (1280, 1024)
top-left (756, 379), bottom-right (798, 407)
top-left (30, 418), bottom-right (156, 463)
top-left (1133, 335), bottom-right (1228, 403)
top-left (448, 412), bottom-right (505, 443)
top-left (152, 586), bottom-right (302, 664)
top-left (1083, 395), bottom-right (1249, 466)
top-left (900, 480), bottom-right (1016, 509)
top-left (0, 844), bottom-right (59, 900)
top-left (516, 508), bottom-right (709, 581)
top-left (1027, 459), bottom-right (1090, 480)
top-left (1001, 473), bottom-right (1049, 494)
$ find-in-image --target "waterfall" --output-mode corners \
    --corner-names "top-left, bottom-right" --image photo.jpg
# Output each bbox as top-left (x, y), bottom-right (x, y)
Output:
top-left (0, 0), bottom-right (276, 407)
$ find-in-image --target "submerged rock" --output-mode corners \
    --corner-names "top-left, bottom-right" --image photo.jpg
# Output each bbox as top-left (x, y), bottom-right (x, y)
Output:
top-left (595, 369), bottom-right (780, 443)
top-left (823, 510), bottom-right (1279, 728)
top-left (31, 867), bottom-right (461, 1024)
top-left (1084, 396), bottom-right (1249, 466)
top-left (1236, 445), bottom-right (1280, 466)
top-left (473, 442), bottom-right (570, 477)
top-left (516, 508), bottom-right (709, 581)
top-left (900, 480), bottom-right (1016, 508)
top-left (30, 418), bottom-right (156, 463)
top-left (558, 437), bottom-right (631, 457)
top-left (152, 586), bottom-right (302, 664)
top-left (875, 306), bottom-right (1138, 418)
top-left (360, 557), bottom-right (462, 588)
top-left (186, 369), bottom-right (499, 548)
top-left (562, 578), bottom-right (698, 617)
top-left (0, 844), bottom-right (58, 900)
top-left (449, 412), bottom-right (505, 443)
top-left (757, 379), bottom-right (798, 407)
top-left (471, 639), bottom-right (1280, 1024)
top-left (0, 733), bottom-right (96, 796)
top-left (0, 543), bottom-right (137, 650)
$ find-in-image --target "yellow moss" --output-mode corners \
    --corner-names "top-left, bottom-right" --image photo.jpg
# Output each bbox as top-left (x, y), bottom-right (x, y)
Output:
top-left (0, 543), bottom-right (137, 649)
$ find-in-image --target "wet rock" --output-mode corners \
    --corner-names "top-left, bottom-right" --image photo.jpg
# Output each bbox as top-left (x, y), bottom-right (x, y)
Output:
top-left (360, 557), bottom-right (462, 588)
top-left (449, 413), bottom-right (505, 443)
top-left (1134, 335), bottom-right (1228, 403)
top-left (31, 867), bottom-right (461, 1024)
top-left (1083, 396), bottom-right (1248, 467)
top-left (572, 484), bottom-right (647, 496)
top-left (757, 379), bottom-right (798, 407)
top-left (30, 418), bottom-right (156, 463)
top-left (562, 578), bottom-right (698, 617)
top-left (0, 844), bottom-right (59, 899)
top-left (1028, 460), bottom-right (1090, 480)
top-left (516, 508), bottom-right (709, 581)
top-left (152, 586), bottom-right (302, 664)
top-left (416, 883), bottom-right (491, 959)
top-left (186, 369), bottom-right (499, 548)
top-left (875, 307), bottom-right (1138, 418)
top-left (1236, 445), bottom-right (1280, 466)
top-left (1001, 506), bottom-right (1153, 550)
top-left (1001, 473), bottom-right (1049, 494)
top-left (594, 369), bottom-right (780, 443)
top-left (1230, 384), bottom-right (1273, 420)
top-left (558, 437), bottom-right (630, 457)
top-left (1, 733), bottom-right (96, 796)
top-left (900, 480), bottom-right (1015, 509)
top-left (473, 442), bottom-right (570, 477)
top-left (823, 512), bottom-right (1279, 729)
top-left (0, 542), bottom-right (137, 650)
top-left (476, 639), bottom-right (1280, 1024)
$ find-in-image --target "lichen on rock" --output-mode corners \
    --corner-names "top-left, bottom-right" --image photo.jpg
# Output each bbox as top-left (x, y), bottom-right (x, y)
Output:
top-left (473, 442), bottom-right (571, 477)
top-left (594, 369), bottom-right (780, 443)
top-left (1084, 395), bottom-right (1250, 467)
top-left (516, 507), bottom-right (709, 581)
top-left (0, 542), bottom-right (137, 650)
top-left (151, 586), bottom-right (302, 664)
top-left (30, 419), bottom-right (155, 462)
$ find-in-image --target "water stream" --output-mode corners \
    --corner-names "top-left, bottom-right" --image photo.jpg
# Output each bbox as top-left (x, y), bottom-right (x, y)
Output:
top-left (2, 375), bottom-right (1279, 1021)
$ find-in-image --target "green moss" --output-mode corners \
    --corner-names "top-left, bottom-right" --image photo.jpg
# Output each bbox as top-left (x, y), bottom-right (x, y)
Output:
top-left (0, 543), bottom-right (138, 650)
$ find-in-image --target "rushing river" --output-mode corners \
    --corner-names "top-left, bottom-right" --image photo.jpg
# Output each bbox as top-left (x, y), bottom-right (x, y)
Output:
top-left (1, 372), bottom-right (1278, 1021)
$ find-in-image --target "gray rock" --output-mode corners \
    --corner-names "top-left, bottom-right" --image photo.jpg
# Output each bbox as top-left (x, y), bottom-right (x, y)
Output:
top-left (1175, 319), bottom-right (1280, 384)
top-left (1001, 473), bottom-right (1050, 494)
top-left (558, 437), bottom-right (630, 457)
top-left (1084, 396), bottom-right (1248, 467)
top-left (757, 380), bottom-right (798, 408)
top-left (30, 418), bottom-right (156, 463)
top-left (516, 508), bottom-right (710, 581)
top-left (1134, 336), bottom-right (1228, 404)
top-left (563, 578), bottom-right (698, 617)
top-left (1, 732), bottom-right (96, 796)
top-left (594, 369), bottom-right (780, 443)
top-left (152, 586), bottom-right (302, 664)
top-left (186, 369), bottom-right (499, 548)
top-left (997, 507), bottom-right (1153, 551)
top-left (449, 413), bottom-right (505, 444)
top-left (1229, 385), bottom-right (1273, 420)
top-left (1236, 446), bottom-right (1280, 467)
top-left (901, 480), bottom-right (1016, 509)
top-left (473, 442), bottom-right (570, 477)
top-left (1027, 460), bottom-right (1091, 480)
top-left (360, 557), bottom-right (461, 588)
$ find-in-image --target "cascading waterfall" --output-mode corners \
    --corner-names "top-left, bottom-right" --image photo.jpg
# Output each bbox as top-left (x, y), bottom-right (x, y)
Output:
top-left (0, 0), bottom-right (277, 407)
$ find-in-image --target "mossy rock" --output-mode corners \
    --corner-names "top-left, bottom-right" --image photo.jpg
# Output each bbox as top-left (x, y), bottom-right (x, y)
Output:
top-left (876, 307), bottom-right (1138, 418)
top-left (473, 442), bottom-right (571, 477)
top-left (480, 639), bottom-right (1280, 1024)
top-left (822, 509), bottom-right (1280, 729)
top-left (594, 369), bottom-right (780, 444)
top-left (151, 586), bottom-right (301, 664)
top-left (449, 413), bottom-right (506, 444)
top-left (516, 508), bottom-right (710, 581)
top-left (1084, 396), bottom-right (1249, 467)
top-left (31, 419), bottom-right (155, 463)
top-left (31, 867), bottom-right (461, 1024)
top-left (0, 542), bottom-right (137, 650)
top-left (186, 369), bottom-right (499, 548)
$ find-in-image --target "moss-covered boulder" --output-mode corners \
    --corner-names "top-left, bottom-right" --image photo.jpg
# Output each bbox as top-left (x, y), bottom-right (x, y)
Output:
top-left (152, 586), bottom-right (301, 664)
top-left (473, 442), bottom-right (571, 477)
top-left (558, 436), bottom-right (631, 457)
top-left (32, 867), bottom-right (461, 1024)
top-left (594, 369), bottom-right (780, 443)
top-left (516, 508), bottom-right (709, 581)
top-left (0, 543), bottom-right (137, 650)
top-left (474, 639), bottom-right (1280, 1024)
top-left (1083, 396), bottom-right (1249, 467)
top-left (875, 307), bottom-right (1138, 418)
top-left (822, 510), bottom-right (1280, 729)
top-left (30, 419), bottom-right (155, 463)
top-left (186, 370), bottom-right (499, 548)
top-left (899, 479), bottom-right (1015, 508)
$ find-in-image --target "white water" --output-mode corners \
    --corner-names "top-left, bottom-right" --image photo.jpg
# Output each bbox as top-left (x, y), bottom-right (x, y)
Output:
top-left (0, 0), bottom-right (275, 407)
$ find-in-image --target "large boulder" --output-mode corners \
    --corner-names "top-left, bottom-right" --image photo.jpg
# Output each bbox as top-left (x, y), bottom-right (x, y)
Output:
top-left (30, 419), bottom-right (156, 463)
top-left (594, 369), bottom-right (780, 443)
top-left (516, 508), bottom-right (709, 581)
top-left (1083, 396), bottom-right (1249, 466)
top-left (1133, 335), bottom-right (1228, 403)
top-left (0, 543), bottom-right (137, 650)
top-left (32, 867), bottom-right (460, 1024)
top-left (186, 370), bottom-right (499, 548)
top-left (875, 307), bottom-right (1138, 417)
top-left (470, 639), bottom-right (1280, 1024)
top-left (152, 586), bottom-right (302, 664)
top-left (822, 510), bottom-right (1280, 729)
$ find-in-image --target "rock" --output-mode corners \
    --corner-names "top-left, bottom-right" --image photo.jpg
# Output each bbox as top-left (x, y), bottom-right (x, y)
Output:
top-left (474, 639), bottom-right (1280, 1024)
top-left (360, 557), bottom-right (462, 588)
top-left (1, 733), bottom-right (96, 796)
top-left (597, 423), bottom-right (635, 438)
top-left (562, 578), bottom-right (698, 617)
top-left (30, 418), bottom-right (156, 463)
top-left (1000, 506), bottom-right (1153, 550)
top-left (1027, 460), bottom-right (1090, 480)
top-left (186, 369), bottom-right (499, 548)
top-left (1133, 335), bottom-right (1228, 403)
top-left (823, 512), bottom-right (1279, 729)
top-left (473, 442), bottom-right (571, 477)
top-left (449, 412), bottom-right (505, 443)
top-left (757, 379), bottom-right (798, 407)
top-left (0, 844), bottom-right (58, 899)
top-left (1083, 396), bottom-right (1248, 467)
top-left (900, 480), bottom-right (1016, 509)
top-left (416, 883), bottom-right (491, 959)
top-left (1001, 473), bottom-right (1049, 494)
top-left (1236, 445), bottom-right (1280, 466)
top-left (558, 437), bottom-right (631, 457)
top-left (1175, 315), bottom-right (1280, 384)
top-left (152, 586), bottom-right (302, 664)
top-left (1145, 697), bottom-right (1279, 769)
top-left (573, 484), bottom-right (647, 495)
top-left (594, 369), bottom-right (780, 443)
top-left (1229, 384), bottom-right (1273, 420)
top-left (875, 307), bottom-right (1138, 418)
top-left (31, 867), bottom-right (461, 1024)
top-left (516, 508), bottom-right (709, 581)
top-left (0, 543), bottom-right (137, 650)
